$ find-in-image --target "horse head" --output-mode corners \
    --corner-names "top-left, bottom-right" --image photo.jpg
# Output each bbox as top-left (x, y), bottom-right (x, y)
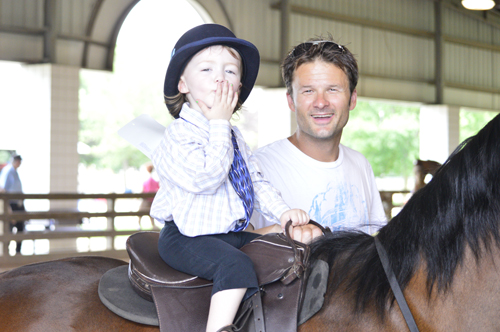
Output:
top-left (413, 159), bottom-right (442, 193)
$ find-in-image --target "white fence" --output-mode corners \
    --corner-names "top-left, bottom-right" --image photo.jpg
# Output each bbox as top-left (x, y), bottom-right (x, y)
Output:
top-left (0, 191), bottom-right (407, 271)
top-left (0, 192), bottom-right (155, 270)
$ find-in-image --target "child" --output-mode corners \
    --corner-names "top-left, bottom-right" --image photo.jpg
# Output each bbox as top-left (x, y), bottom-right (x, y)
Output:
top-left (150, 24), bottom-right (310, 332)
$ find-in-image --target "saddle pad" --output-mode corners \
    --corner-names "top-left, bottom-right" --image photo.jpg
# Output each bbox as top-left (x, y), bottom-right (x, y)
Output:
top-left (98, 260), bottom-right (329, 328)
top-left (98, 265), bottom-right (159, 326)
top-left (298, 259), bottom-right (329, 325)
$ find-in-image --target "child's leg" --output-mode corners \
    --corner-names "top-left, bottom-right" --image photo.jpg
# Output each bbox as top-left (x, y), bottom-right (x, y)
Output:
top-left (158, 223), bottom-right (260, 330)
top-left (206, 288), bottom-right (246, 332)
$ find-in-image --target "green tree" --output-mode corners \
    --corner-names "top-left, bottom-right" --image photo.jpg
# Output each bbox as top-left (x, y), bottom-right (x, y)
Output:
top-left (342, 101), bottom-right (420, 185)
top-left (460, 109), bottom-right (498, 143)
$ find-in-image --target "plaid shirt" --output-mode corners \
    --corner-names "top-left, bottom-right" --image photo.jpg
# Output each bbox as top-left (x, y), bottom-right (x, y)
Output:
top-left (150, 103), bottom-right (289, 236)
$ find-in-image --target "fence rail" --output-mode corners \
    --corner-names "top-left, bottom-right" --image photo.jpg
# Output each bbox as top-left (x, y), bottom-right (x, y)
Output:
top-left (0, 191), bottom-right (408, 271)
top-left (0, 192), bottom-right (155, 270)
top-left (379, 190), bottom-right (411, 220)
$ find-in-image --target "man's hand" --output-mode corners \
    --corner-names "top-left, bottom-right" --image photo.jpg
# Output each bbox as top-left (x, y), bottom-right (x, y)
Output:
top-left (198, 81), bottom-right (238, 121)
top-left (248, 222), bottom-right (324, 244)
top-left (289, 223), bottom-right (324, 244)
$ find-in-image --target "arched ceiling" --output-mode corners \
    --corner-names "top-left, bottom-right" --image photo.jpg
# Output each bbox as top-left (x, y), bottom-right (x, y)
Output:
top-left (0, 0), bottom-right (140, 70)
top-left (0, 0), bottom-right (238, 71)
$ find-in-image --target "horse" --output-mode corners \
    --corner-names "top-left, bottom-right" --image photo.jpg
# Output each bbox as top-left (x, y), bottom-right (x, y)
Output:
top-left (412, 159), bottom-right (442, 193)
top-left (1, 113), bottom-right (500, 331)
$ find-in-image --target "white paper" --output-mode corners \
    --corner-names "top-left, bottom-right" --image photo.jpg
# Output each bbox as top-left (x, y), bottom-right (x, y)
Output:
top-left (117, 114), bottom-right (166, 159)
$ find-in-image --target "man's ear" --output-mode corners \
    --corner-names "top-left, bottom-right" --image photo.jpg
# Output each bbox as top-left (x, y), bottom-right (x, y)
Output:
top-left (178, 77), bottom-right (189, 94)
top-left (349, 89), bottom-right (357, 111)
top-left (286, 93), bottom-right (296, 113)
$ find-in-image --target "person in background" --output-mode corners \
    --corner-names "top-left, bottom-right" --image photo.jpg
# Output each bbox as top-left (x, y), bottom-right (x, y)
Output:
top-left (0, 155), bottom-right (25, 254)
top-left (138, 162), bottom-right (159, 229)
top-left (250, 36), bottom-right (387, 237)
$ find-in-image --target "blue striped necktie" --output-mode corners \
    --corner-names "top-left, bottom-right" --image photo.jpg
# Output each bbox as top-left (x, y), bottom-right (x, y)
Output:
top-left (228, 130), bottom-right (254, 231)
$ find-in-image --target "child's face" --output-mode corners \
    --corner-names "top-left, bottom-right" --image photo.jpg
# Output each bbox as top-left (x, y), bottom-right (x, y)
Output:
top-left (178, 45), bottom-right (242, 111)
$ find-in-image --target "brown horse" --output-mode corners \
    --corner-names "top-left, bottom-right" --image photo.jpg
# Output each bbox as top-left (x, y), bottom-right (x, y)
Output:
top-left (0, 256), bottom-right (157, 332)
top-left (412, 159), bottom-right (442, 193)
top-left (2, 113), bottom-right (500, 331)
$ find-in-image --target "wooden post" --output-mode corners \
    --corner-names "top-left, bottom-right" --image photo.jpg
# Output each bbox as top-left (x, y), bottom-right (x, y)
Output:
top-left (107, 197), bottom-right (115, 251)
top-left (1, 198), bottom-right (10, 256)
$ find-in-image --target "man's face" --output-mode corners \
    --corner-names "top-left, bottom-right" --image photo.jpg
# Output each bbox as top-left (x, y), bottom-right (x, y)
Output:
top-left (178, 45), bottom-right (242, 111)
top-left (12, 159), bottom-right (21, 169)
top-left (287, 59), bottom-right (357, 142)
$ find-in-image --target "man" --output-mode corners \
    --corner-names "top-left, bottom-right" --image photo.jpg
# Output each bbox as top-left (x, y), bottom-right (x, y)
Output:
top-left (251, 38), bottom-right (386, 237)
top-left (0, 155), bottom-right (25, 254)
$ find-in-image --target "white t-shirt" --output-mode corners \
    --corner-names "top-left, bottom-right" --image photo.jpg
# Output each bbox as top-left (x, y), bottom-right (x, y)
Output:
top-left (250, 139), bottom-right (387, 234)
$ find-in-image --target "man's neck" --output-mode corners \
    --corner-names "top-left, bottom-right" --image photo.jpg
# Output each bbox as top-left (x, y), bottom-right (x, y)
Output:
top-left (287, 133), bottom-right (341, 162)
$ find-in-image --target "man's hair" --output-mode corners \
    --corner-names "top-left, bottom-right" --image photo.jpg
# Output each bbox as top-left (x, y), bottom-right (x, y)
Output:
top-left (165, 45), bottom-right (244, 118)
top-left (13, 155), bottom-right (22, 162)
top-left (281, 35), bottom-right (358, 97)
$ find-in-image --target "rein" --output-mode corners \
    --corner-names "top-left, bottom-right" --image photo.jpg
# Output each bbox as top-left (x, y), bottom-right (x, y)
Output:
top-left (374, 237), bottom-right (420, 332)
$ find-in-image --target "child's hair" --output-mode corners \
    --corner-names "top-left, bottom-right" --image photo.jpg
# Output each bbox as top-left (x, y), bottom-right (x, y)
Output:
top-left (163, 24), bottom-right (260, 119)
top-left (165, 45), bottom-right (244, 119)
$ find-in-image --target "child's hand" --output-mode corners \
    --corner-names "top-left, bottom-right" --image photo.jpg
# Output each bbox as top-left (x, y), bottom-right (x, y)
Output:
top-left (198, 81), bottom-right (238, 121)
top-left (279, 209), bottom-right (310, 231)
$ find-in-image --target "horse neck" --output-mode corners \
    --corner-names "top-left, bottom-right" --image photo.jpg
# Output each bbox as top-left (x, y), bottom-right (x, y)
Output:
top-left (300, 276), bottom-right (409, 332)
top-left (404, 243), bottom-right (500, 330)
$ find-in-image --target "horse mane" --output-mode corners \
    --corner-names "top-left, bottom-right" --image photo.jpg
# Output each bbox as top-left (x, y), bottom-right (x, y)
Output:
top-left (310, 113), bottom-right (500, 318)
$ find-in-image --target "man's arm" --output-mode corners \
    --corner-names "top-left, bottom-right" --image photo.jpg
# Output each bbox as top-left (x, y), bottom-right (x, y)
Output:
top-left (247, 223), bottom-right (323, 244)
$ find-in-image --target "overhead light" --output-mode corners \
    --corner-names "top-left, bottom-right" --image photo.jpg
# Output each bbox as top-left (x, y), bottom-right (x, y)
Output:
top-left (462, 0), bottom-right (495, 10)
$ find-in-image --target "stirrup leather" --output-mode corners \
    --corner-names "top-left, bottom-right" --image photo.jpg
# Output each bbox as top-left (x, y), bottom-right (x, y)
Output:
top-left (216, 324), bottom-right (237, 332)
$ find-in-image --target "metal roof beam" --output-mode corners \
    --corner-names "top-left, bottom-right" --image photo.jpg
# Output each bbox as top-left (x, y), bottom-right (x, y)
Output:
top-left (270, 2), bottom-right (500, 53)
top-left (0, 25), bottom-right (46, 35)
top-left (43, 0), bottom-right (57, 63)
top-left (279, 0), bottom-right (290, 86)
top-left (82, 0), bottom-right (104, 68)
top-left (58, 34), bottom-right (108, 48)
top-left (0, 26), bottom-right (111, 48)
top-left (435, 0), bottom-right (444, 104)
top-left (270, 2), bottom-right (435, 39)
top-left (104, 0), bottom-right (141, 71)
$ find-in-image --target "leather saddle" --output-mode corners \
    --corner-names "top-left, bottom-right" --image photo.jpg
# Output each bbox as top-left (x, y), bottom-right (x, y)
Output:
top-left (126, 220), bottom-right (330, 332)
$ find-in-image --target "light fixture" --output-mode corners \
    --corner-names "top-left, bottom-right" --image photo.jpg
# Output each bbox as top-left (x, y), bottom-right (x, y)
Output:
top-left (462, 0), bottom-right (495, 10)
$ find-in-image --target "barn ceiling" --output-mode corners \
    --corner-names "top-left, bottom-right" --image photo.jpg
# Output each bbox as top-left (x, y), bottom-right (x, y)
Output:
top-left (1, 0), bottom-right (500, 110)
top-left (2, 0), bottom-right (500, 71)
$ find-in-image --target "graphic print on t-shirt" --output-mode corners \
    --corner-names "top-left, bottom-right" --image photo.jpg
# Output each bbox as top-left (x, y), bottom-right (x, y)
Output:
top-left (308, 179), bottom-right (369, 231)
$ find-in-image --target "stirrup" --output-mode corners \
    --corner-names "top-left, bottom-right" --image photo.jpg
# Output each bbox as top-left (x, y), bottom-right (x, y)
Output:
top-left (216, 324), bottom-right (237, 332)
top-left (233, 291), bottom-right (265, 332)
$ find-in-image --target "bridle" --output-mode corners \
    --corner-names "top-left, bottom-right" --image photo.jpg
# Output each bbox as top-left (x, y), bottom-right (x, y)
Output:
top-left (374, 236), bottom-right (420, 332)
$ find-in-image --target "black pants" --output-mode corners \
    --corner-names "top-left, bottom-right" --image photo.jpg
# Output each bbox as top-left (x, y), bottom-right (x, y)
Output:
top-left (9, 202), bottom-right (25, 253)
top-left (158, 222), bottom-right (260, 300)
